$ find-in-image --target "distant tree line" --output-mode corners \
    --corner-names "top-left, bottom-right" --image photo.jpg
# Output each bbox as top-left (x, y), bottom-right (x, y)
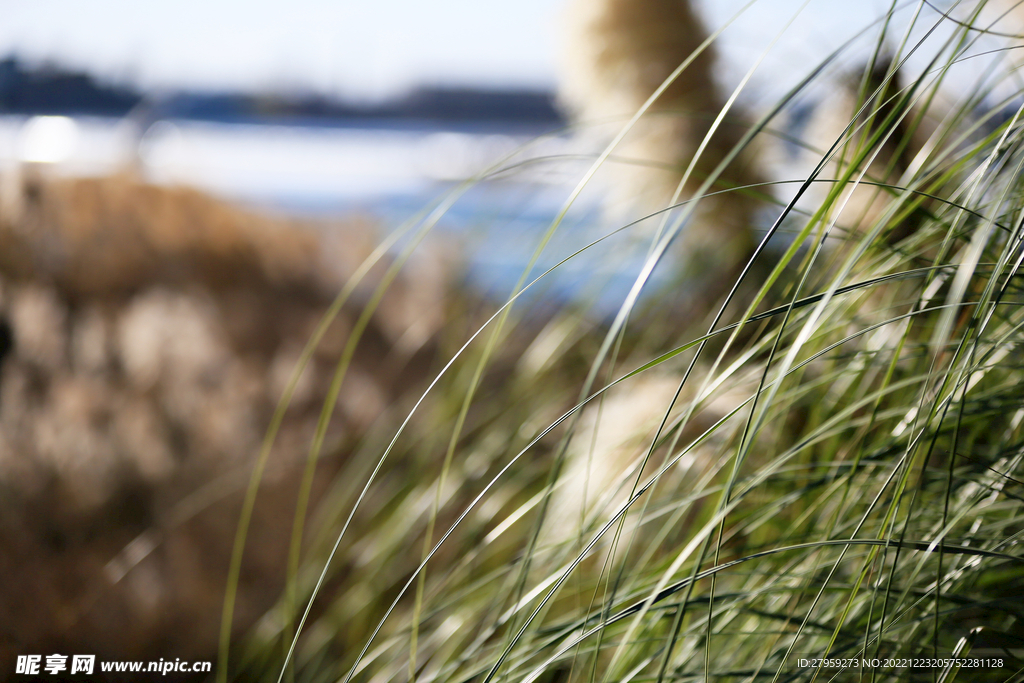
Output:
top-left (0, 55), bottom-right (564, 127)
top-left (0, 56), bottom-right (140, 116)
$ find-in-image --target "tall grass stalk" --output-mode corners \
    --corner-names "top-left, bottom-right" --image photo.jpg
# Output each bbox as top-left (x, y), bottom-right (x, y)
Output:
top-left (227, 2), bottom-right (1024, 681)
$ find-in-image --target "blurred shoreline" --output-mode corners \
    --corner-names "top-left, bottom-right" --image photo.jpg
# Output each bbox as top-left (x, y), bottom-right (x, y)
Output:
top-left (0, 56), bottom-right (681, 315)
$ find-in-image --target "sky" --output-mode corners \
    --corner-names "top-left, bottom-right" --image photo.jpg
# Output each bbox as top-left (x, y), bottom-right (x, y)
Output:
top-left (0, 0), bottom-right (974, 103)
top-left (0, 0), bottom-right (562, 99)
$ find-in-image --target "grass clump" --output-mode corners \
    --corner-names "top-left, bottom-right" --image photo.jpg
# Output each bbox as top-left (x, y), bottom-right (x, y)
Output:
top-left (224, 2), bottom-right (1024, 681)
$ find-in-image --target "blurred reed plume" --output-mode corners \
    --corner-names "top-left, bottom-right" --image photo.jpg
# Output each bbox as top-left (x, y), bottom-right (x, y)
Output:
top-left (0, 171), bottom-right (454, 666)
